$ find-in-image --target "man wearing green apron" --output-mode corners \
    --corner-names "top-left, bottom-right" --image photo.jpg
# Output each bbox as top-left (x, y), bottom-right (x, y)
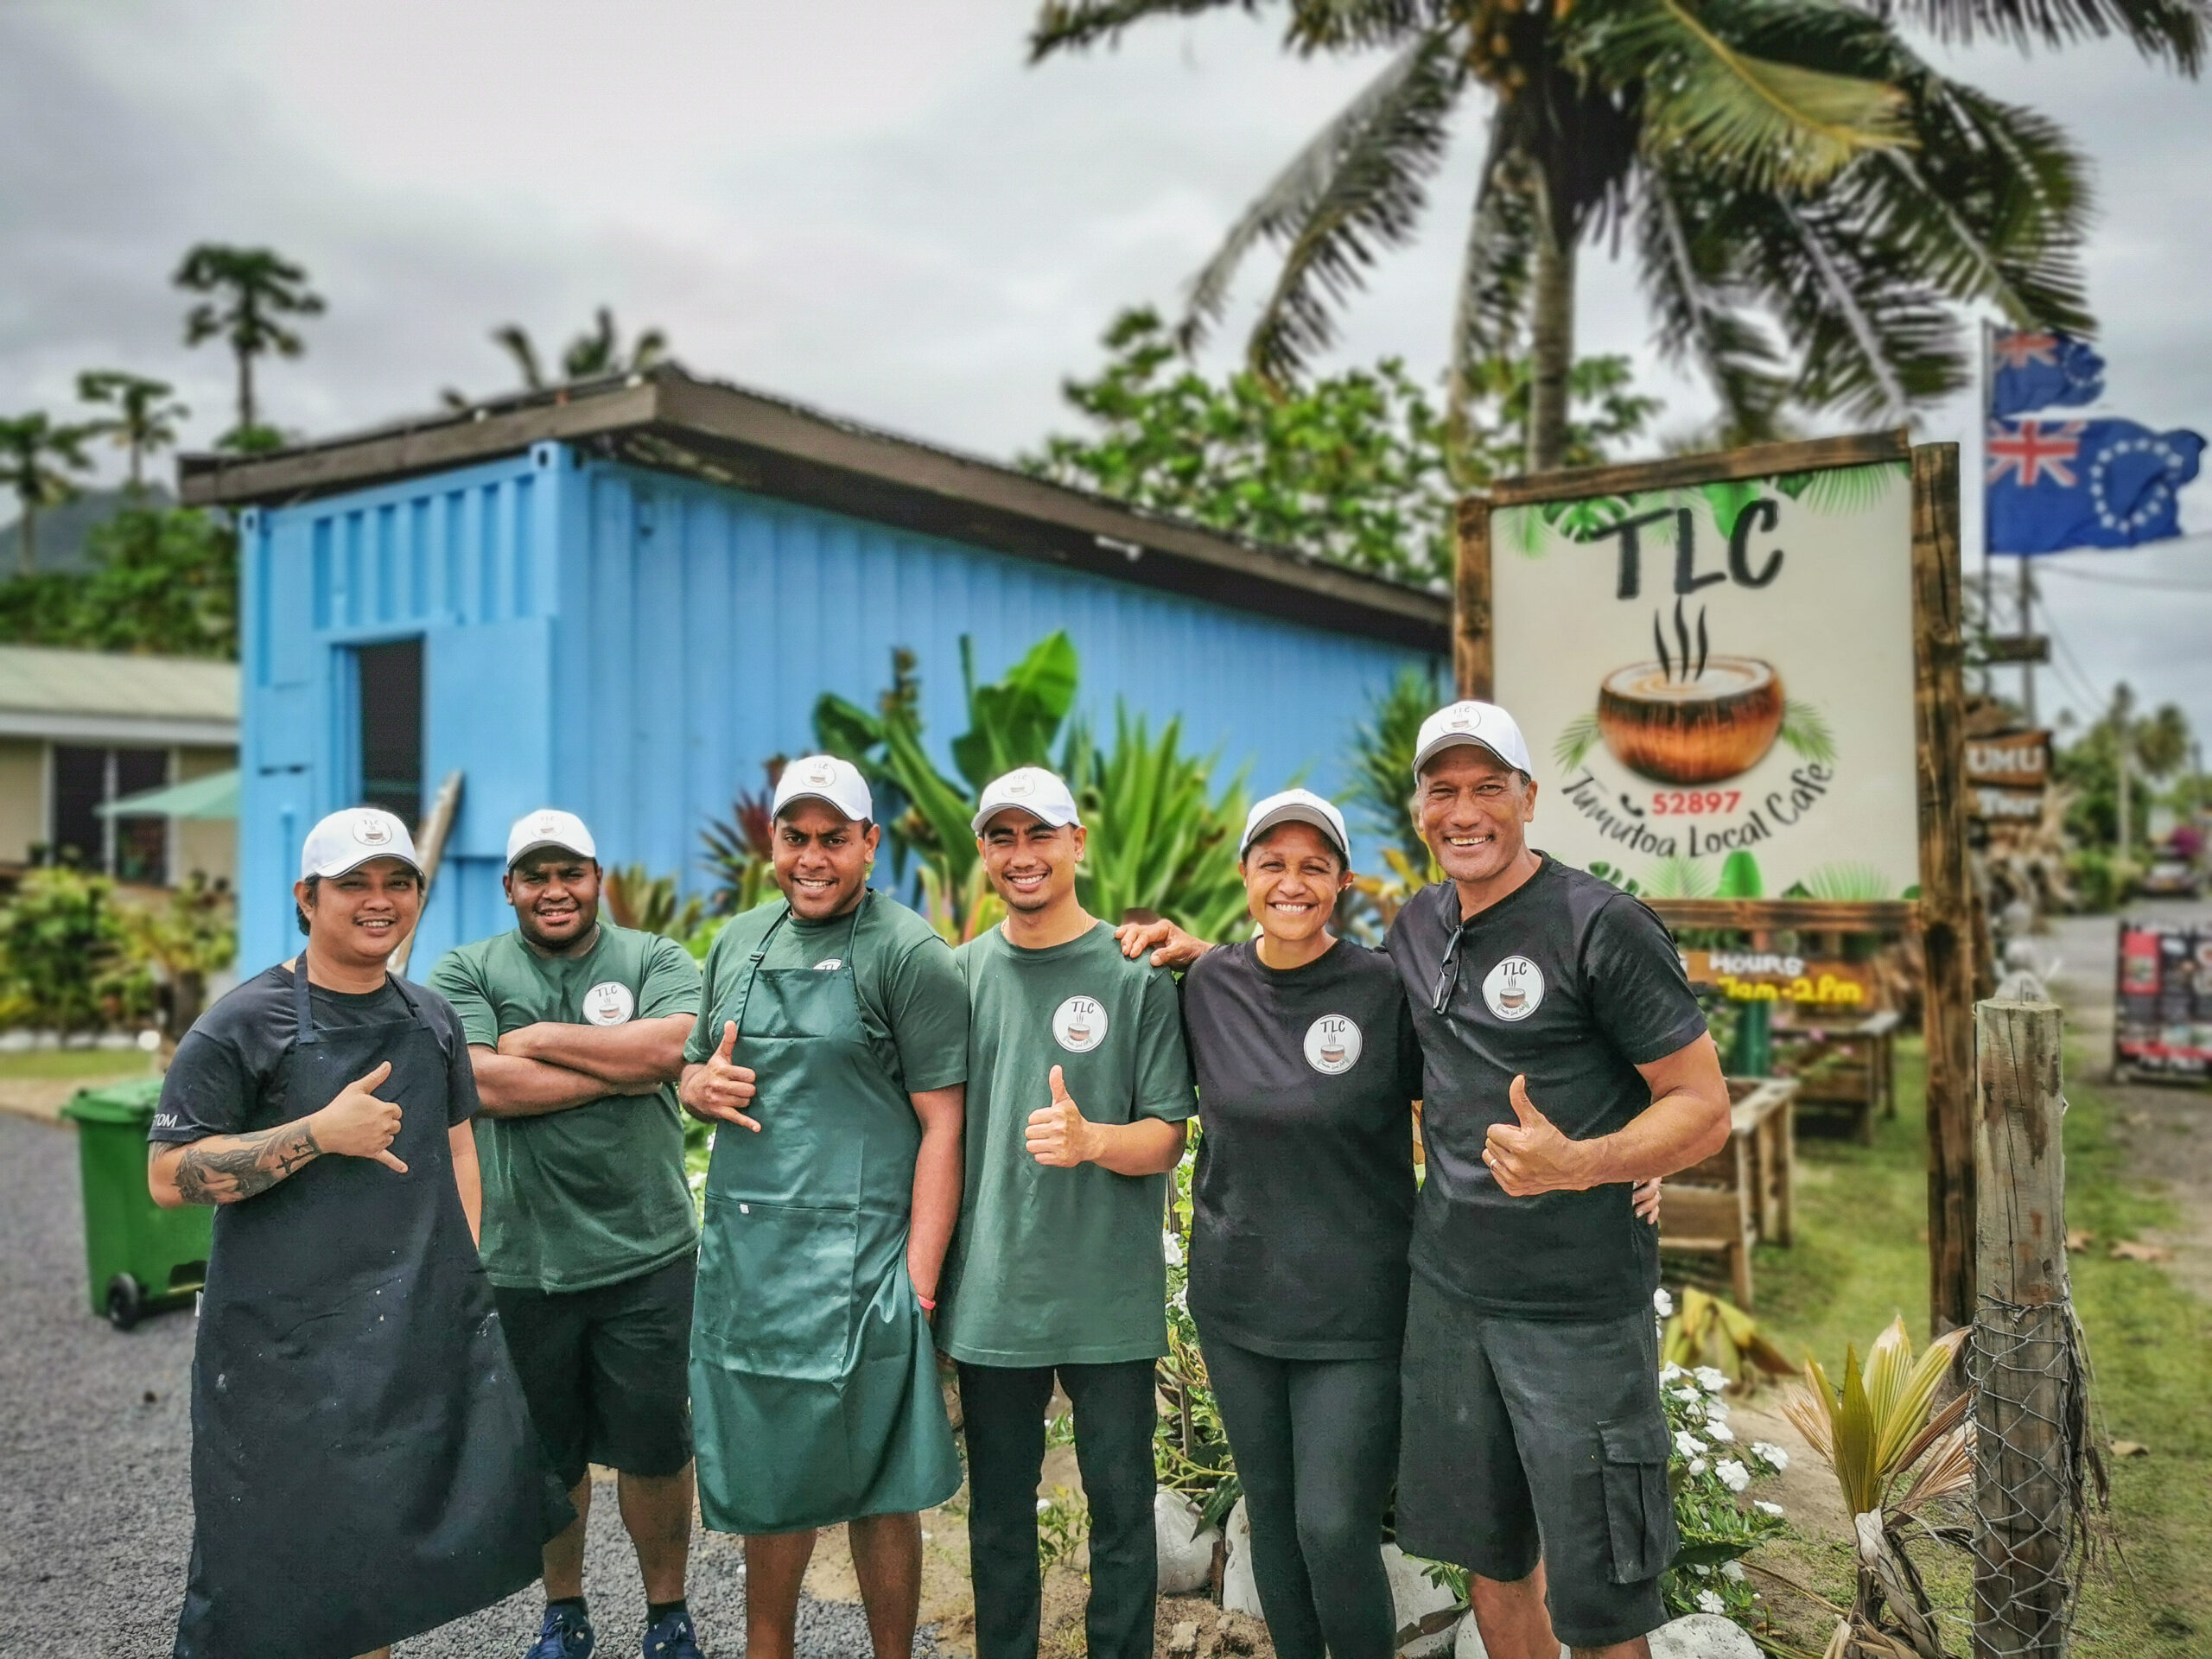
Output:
top-left (426, 809), bottom-right (704, 1659)
top-left (149, 808), bottom-right (570, 1659)
top-left (938, 767), bottom-right (1196, 1659)
top-left (678, 755), bottom-right (967, 1659)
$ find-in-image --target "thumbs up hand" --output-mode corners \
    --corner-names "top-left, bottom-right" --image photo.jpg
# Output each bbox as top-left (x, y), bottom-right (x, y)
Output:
top-left (1482, 1074), bottom-right (1592, 1197)
top-left (1026, 1065), bottom-right (1099, 1168)
top-left (680, 1020), bottom-right (761, 1132)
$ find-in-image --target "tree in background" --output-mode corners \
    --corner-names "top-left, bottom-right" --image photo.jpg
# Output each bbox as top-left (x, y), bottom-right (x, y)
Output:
top-left (1022, 307), bottom-right (1656, 587)
top-left (444, 307), bottom-right (673, 408)
top-left (0, 507), bottom-right (238, 659)
top-left (0, 412), bottom-right (95, 575)
top-left (174, 243), bottom-right (325, 450)
top-left (2056, 683), bottom-right (2193, 855)
top-left (1031, 0), bottom-right (2203, 472)
top-left (76, 371), bottom-right (189, 492)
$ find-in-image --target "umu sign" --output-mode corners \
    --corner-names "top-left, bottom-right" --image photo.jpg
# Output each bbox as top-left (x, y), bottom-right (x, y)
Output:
top-left (1966, 730), bottom-right (2050, 824)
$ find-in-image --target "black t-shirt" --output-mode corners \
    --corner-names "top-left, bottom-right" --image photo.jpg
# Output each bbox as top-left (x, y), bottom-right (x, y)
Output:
top-left (1180, 938), bottom-right (1423, 1359)
top-left (1384, 857), bottom-right (1707, 1321)
top-left (149, 964), bottom-right (480, 1144)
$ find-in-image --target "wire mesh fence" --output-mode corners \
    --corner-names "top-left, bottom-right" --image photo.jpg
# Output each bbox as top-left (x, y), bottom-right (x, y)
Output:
top-left (1968, 1294), bottom-right (2091, 1658)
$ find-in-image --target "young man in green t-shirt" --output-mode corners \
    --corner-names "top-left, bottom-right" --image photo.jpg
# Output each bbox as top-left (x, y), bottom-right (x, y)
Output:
top-left (938, 766), bottom-right (1197, 1659)
top-left (425, 810), bottom-right (704, 1659)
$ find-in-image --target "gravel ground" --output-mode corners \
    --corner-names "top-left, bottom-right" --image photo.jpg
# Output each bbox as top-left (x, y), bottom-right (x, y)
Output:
top-left (0, 1111), bottom-right (925, 1659)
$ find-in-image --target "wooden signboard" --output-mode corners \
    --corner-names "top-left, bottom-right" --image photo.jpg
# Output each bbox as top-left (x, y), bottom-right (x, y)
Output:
top-left (1681, 949), bottom-right (1880, 1009)
top-left (1966, 730), bottom-right (2050, 787)
top-left (1457, 433), bottom-right (1977, 1331)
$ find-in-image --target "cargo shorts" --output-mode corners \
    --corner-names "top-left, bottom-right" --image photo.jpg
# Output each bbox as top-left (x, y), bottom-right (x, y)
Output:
top-left (1394, 1274), bottom-right (1675, 1650)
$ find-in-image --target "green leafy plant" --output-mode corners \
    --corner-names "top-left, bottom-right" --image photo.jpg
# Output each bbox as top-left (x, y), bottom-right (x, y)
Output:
top-left (1784, 862), bottom-right (1897, 903)
top-left (699, 760), bottom-right (785, 917)
top-left (0, 412), bottom-right (95, 576)
top-left (175, 243), bottom-right (325, 442)
top-left (0, 868), bottom-right (130, 1036)
top-left (1037, 1485), bottom-right (1091, 1574)
top-left (1344, 665), bottom-right (1443, 871)
top-left (116, 874), bottom-right (237, 1039)
top-left (0, 506), bottom-right (240, 658)
top-left (1157, 1129), bottom-right (1240, 1522)
top-left (1783, 1319), bottom-right (1973, 1659)
top-left (600, 865), bottom-right (708, 940)
top-left (1779, 700), bottom-right (1838, 766)
top-left (1065, 709), bottom-right (1250, 944)
top-left (1662, 1286), bottom-right (1798, 1394)
top-left (1659, 1353), bottom-right (1791, 1624)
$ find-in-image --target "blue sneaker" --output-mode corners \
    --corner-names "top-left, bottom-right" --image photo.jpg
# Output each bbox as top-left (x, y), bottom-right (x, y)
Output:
top-left (641, 1607), bottom-right (703, 1658)
top-left (524, 1603), bottom-right (595, 1659)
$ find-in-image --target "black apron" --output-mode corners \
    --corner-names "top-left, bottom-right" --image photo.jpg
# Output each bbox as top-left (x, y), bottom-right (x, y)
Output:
top-left (174, 967), bottom-right (570, 1659)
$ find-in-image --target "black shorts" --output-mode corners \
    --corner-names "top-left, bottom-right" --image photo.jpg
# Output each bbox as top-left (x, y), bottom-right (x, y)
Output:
top-left (1394, 1274), bottom-right (1675, 1649)
top-left (493, 1251), bottom-right (696, 1488)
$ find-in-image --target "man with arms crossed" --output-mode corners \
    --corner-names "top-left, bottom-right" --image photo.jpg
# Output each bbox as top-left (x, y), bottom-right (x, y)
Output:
top-left (428, 810), bottom-right (705, 1659)
top-left (1122, 702), bottom-right (1728, 1659)
top-left (938, 767), bottom-right (1196, 1659)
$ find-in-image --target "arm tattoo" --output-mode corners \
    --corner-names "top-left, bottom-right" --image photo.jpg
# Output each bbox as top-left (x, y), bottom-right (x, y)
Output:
top-left (170, 1121), bottom-right (323, 1205)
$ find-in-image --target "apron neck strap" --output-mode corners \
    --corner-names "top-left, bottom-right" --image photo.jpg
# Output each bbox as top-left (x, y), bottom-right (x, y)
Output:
top-left (291, 957), bottom-right (427, 1046)
top-left (730, 893), bottom-right (870, 1034)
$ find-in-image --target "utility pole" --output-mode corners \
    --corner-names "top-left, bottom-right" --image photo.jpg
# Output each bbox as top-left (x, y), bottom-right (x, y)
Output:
top-left (2017, 556), bottom-right (2037, 727)
top-left (2116, 715), bottom-right (2133, 863)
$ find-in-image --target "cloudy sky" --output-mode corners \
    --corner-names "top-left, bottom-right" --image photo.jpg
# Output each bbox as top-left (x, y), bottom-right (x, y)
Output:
top-left (3, 1), bottom-right (2208, 739)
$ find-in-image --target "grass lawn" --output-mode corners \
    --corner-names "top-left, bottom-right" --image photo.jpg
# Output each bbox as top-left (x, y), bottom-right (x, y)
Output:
top-left (1712, 1037), bottom-right (2212, 1656)
top-left (0, 1047), bottom-right (148, 1083)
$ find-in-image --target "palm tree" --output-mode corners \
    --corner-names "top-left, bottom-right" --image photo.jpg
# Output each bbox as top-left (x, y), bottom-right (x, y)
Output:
top-left (173, 244), bottom-right (326, 442)
top-left (443, 308), bottom-right (673, 409)
top-left (0, 413), bottom-right (96, 575)
top-left (1032, 0), bottom-right (2205, 474)
top-left (76, 371), bottom-right (189, 493)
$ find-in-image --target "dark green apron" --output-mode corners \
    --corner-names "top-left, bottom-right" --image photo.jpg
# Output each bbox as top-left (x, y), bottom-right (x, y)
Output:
top-left (690, 895), bottom-right (961, 1533)
top-left (175, 966), bottom-right (569, 1658)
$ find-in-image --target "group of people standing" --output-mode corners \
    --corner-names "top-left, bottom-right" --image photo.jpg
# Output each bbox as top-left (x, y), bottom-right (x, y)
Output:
top-left (146, 696), bottom-right (1732, 1659)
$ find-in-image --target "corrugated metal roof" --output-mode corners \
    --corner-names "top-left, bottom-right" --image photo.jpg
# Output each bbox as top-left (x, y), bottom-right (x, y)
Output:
top-left (0, 645), bottom-right (237, 723)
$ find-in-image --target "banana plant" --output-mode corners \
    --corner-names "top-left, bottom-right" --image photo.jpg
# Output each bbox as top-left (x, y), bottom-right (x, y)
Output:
top-left (1783, 1319), bottom-right (1973, 1659)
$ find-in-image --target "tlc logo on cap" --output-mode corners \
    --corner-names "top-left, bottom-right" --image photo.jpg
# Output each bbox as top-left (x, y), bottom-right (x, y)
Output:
top-left (353, 813), bottom-right (394, 848)
top-left (1482, 957), bottom-right (1545, 1021)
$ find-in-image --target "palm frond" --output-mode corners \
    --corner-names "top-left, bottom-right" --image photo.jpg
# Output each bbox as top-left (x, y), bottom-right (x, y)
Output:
top-left (1577, 0), bottom-right (1912, 192)
top-left (1642, 854), bottom-right (1718, 899)
top-left (1179, 28), bottom-right (1467, 379)
top-left (1636, 170), bottom-right (1790, 442)
top-left (1554, 709), bottom-right (1603, 772)
top-left (1775, 459), bottom-right (1907, 514)
top-left (1793, 861), bottom-right (1894, 902)
top-left (1780, 698), bottom-right (1839, 765)
top-left (1446, 139), bottom-right (1539, 426)
top-left (1880, 0), bottom-right (2209, 72)
top-left (1029, 0), bottom-right (1249, 60)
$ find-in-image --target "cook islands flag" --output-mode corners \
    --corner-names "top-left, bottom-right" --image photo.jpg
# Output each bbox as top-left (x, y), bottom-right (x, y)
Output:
top-left (1988, 328), bottom-right (2105, 418)
top-left (1986, 417), bottom-right (2205, 554)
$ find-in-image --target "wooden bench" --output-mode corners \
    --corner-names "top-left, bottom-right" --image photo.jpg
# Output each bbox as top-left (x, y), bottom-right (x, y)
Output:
top-left (1772, 1009), bottom-right (1901, 1145)
top-left (1659, 1076), bottom-right (1799, 1308)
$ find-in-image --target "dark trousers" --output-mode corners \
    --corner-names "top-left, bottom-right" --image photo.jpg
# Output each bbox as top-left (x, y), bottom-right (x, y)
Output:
top-left (957, 1358), bottom-right (1159, 1659)
top-left (1202, 1337), bottom-right (1399, 1659)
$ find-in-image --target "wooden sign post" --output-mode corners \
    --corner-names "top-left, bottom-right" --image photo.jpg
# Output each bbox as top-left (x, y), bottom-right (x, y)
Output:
top-left (1456, 435), bottom-right (1978, 1333)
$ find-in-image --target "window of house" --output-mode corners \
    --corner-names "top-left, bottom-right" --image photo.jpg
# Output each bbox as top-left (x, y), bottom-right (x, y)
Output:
top-left (356, 639), bottom-right (424, 828)
top-left (48, 745), bottom-right (171, 883)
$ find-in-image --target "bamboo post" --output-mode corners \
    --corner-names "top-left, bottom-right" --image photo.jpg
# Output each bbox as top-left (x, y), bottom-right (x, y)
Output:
top-left (1912, 442), bottom-right (1979, 1335)
top-left (1971, 996), bottom-right (2072, 1659)
top-left (1452, 495), bottom-right (1492, 701)
top-left (390, 769), bottom-right (465, 977)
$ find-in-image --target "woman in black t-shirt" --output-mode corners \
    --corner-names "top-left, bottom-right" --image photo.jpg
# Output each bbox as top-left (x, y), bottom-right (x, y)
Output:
top-left (1177, 789), bottom-right (1419, 1659)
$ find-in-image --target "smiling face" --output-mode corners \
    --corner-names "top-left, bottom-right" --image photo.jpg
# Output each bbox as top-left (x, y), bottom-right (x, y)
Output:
top-left (977, 810), bottom-right (1085, 915)
top-left (772, 800), bottom-right (879, 920)
top-left (296, 857), bottom-right (422, 968)
top-left (1417, 744), bottom-right (1538, 887)
top-left (505, 851), bottom-right (601, 949)
top-left (1241, 821), bottom-right (1351, 951)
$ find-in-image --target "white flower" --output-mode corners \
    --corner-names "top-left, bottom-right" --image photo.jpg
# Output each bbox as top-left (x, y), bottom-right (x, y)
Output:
top-left (1689, 1457), bottom-right (1709, 1476)
top-left (1751, 1440), bottom-right (1789, 1471)
top-left (1707, 1421), bottom-right (1736, 1442)
top-left (1694, 1366), bottom-right (1730, 1393)
top-left (1659, 1362), bottom-right (1687, 1382)
top-left (1162, 1230), bottom-right (1185, 1268)
top-left (1675, 1430), bottom-right (1706, 1458)
top-left (1695, 1590), bottom-right (1726, 1616)
top-left (1722, 1560), bottom-right (1746, 1582)
top-left (1037, 1498), bottom-right (1052, 1515)
top-left (1716, 1459), bottom-right (1751, 1492)
top-left (1672, 1386), bottom-right (1703, 1404)
top-left (1755, 1500), bottom-right (1785, 1517)
top-left (1654, 1288), bottom-right (1675, 1317)
top-left (1692, 1563), bottom-right (1712, 1577)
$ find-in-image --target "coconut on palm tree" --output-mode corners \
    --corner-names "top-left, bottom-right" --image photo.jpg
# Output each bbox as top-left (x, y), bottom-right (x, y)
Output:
top-left (1031, 0), bottom-right (2205, 474)
top-left (0, 413), bottom-right (96, 575)
top-left (173, 243), bottom-right (325, 447)
top-left (76, 371), bottom-right (189, 493)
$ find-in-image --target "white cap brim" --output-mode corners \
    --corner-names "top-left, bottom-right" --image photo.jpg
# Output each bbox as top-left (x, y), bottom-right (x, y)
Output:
top-left (1239, 803), bottom-right (1349, 862)
top-left (506, 838), bottom-right (594, 868)
top-left (1412, 732), bottom-right (1519, 777)
top-left (776, 788), bottom-right (867, 821)
top-left (307, 849), bottom-right (423, 880)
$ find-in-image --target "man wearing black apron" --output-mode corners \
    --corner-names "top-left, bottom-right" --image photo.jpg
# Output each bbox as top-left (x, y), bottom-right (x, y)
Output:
top-left (149, 807), bottom-right (571, 1659)
top-left (680, 756), bottom-right (967, 1659)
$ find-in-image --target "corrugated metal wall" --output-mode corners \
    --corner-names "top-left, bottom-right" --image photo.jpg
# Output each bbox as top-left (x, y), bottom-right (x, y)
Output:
top-left (238, 442), bottom-right (1440, 974)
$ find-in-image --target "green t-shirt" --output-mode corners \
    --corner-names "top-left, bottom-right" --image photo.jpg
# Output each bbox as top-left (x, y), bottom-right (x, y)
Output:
top-left (428, 921), bottom-right (702, 1293)
top-left (938, 920), bottom-right (1197, 1367)
top-left (685, 893), bottom-right (969, 1094)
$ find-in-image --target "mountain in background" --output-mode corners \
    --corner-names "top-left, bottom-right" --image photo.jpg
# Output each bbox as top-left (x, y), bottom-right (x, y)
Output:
top-left (0, 483), bottom-right (178, 575)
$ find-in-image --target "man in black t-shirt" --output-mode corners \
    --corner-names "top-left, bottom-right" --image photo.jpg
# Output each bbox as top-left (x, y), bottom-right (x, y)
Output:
top-left (1384, 701), bottom-right (1729, 1659)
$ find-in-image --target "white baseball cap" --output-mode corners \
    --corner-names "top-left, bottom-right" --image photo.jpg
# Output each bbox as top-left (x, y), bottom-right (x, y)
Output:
top-left (299, 807), bottom-right (423, 880)
top-left (1413, 700), bottom-right (1534, 780)
top-left (1239, 788), bottom-right (1351, 864)
top-left (772, 754), bottom-right (874, 823)
top-left (971, 766), bottom-right (1083, 835)
top-left (506, 808), bottom-right (597, 868)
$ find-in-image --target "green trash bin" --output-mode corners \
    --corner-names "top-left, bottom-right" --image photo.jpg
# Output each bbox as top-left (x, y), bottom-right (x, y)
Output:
top-left (59, 1076), bottom-right (213, 1330)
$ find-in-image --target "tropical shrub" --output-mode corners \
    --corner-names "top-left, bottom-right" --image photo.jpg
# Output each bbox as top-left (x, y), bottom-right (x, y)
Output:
top-left (0, 868), bottom-right (130, 1034)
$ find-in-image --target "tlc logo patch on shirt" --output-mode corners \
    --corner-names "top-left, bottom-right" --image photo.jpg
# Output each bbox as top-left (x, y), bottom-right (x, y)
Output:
top-left (1481, 957), bottom-right (1545, 1021)
top-left (1052, 995), bottom-right (1108, 1053)
top-left (1302, 1014), bottom-right (1363, 1075)
top-left (582, 981), bottom-right (636, 1026)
